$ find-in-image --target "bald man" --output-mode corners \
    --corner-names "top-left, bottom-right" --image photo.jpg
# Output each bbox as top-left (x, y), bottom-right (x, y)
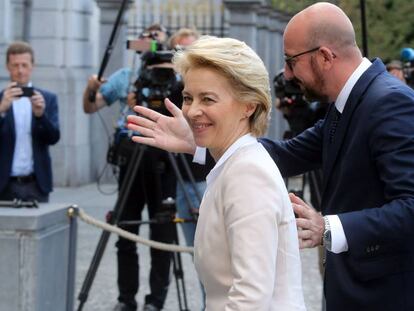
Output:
top-left (262, 2), bottom-right (414, 310)
top-left (125, 3), bottom-right (414, 310)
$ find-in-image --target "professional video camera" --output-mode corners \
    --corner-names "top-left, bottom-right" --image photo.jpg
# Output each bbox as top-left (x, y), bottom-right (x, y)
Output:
top-left (127, 34), bottom-right (181, 116)
top-left (273, 70), bottom-right (327, 138)
top-left (400, 47), bottom-right (414, 87)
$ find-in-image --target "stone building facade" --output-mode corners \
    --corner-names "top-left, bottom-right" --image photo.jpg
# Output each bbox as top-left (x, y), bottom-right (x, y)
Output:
top-left (0, 0), bottom-right (290, 187)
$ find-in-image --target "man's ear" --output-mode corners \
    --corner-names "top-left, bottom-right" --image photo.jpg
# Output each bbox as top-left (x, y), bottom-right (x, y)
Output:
top-left (319, 47), bottom-right (336, 69)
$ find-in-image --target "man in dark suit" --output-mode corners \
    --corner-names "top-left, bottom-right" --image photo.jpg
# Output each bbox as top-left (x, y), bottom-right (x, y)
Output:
top-left (125, 3), bottom-right (414, 310)
top-left (259, 3), bottom-right (414, 310)
top-left (0, 41), bottom-right (60, 203)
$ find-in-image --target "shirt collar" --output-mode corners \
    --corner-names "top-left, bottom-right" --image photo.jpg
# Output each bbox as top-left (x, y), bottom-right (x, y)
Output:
top-left (206, 133), bottom-right (257, 187)
top-left (335, 57), bottom-right (371, 113)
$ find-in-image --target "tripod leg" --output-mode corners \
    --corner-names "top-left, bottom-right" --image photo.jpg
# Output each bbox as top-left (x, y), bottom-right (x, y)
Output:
top-left (168, 153), bottom-right (198, 214)
top-left (166, 153), bottom-right (193, 310)
top-left (77, 144), bottom-right (146, 311)
top-left (171, 223), bottom-right (190, 311)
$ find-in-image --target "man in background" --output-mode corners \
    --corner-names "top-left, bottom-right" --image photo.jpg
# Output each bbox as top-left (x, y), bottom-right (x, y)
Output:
top-left (386, 59), bottom-right (407, 84)
top-left (0, 41), bottom-right (60, 203)
top-left (126, 3), bottom-right (414, 310)
top-left (83, 24), bottom-right (175, 311)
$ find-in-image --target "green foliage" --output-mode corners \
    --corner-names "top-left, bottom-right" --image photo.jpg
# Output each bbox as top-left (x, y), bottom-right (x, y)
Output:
top-left (270, 0), bottom-right (414, 62)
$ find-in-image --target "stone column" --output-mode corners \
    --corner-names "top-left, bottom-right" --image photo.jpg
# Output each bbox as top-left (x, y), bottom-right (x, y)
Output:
top-left (21, 0), bottom-right (99, 186)
top-left (223, 0), bottom-right (264, 49)
top-left (266, 10), bottom-right (291, 140)
top-left (224, 0), bottom-right (289, 140)
top-left (0, 0), bottom-right (17, 83)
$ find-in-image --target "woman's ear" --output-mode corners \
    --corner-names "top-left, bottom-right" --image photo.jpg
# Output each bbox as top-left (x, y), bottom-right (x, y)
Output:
top-left (245, 102), bottom-right (258, 118)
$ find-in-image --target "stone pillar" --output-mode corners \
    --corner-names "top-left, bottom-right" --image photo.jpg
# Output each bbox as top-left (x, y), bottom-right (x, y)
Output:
top-left (267, 10), bottom-right (291, 140)
top-left (21, 0), bottom-right (102, 186)
top-left (224, 0), bottom-right (289, 140)
top-left (0, 0), bottom-right (17, 83)
top-left (0, 204), bottom-right (76, 311)
top-left (256, 6), bottom-right (270, 67)
top-left (223, 0), bottom-right (264, 49)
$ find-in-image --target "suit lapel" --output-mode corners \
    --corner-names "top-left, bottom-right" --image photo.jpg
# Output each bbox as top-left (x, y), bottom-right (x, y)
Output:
top-left (322, 58), bottom-right (386, 193)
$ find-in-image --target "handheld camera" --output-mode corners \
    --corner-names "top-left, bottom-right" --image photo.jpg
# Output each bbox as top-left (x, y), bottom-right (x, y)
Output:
top-left (14, 86), bottom-right (34, 97)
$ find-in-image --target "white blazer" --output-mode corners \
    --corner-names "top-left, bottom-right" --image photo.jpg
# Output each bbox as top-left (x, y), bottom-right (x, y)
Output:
top-left (194, 138), bottom-right (306, 310)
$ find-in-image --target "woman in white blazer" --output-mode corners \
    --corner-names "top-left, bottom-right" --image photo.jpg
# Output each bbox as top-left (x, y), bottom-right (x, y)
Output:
top-left (128, 36), bottom-right (306, 310)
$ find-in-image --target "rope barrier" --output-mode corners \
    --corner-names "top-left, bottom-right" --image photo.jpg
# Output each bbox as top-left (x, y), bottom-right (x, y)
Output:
top-left (68, 206), bottom-right (194, 254)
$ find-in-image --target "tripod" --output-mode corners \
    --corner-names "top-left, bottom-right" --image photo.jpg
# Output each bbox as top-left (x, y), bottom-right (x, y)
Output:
top-left (118, 197), bottom-right (194, 311)
top-left (77, 141), bottom-right (200, 311)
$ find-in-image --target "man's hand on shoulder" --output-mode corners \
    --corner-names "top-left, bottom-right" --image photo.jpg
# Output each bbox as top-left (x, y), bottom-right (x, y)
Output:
top-left (290, 193), bottom-right (324, 249)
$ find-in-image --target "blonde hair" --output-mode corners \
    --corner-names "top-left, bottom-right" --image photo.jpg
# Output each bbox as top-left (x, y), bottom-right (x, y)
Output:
top-left (173, 36), bottom-right (271, 136)
top-left (169, 28), bottom-right (200, 49)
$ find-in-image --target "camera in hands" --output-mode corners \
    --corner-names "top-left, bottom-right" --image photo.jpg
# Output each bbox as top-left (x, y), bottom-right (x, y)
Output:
top-left (14, 85), bottom-right (34, 97)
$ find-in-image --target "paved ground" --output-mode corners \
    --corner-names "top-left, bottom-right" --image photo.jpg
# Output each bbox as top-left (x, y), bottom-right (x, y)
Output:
top-left (50, 181), bottom-right (323, 311)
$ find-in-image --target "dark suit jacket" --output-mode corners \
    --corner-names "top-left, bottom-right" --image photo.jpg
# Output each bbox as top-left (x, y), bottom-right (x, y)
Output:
top-left (261, 59), bottom-right (414, 310)
top-left (0, 87), bottom-right (60, 195)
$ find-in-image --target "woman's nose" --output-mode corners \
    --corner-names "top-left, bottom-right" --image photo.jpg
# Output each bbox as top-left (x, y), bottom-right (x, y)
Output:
top-left (187, 101), bottom-right (202, 117)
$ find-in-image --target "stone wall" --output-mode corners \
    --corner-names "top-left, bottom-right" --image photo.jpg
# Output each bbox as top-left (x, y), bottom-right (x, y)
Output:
top-left (0, 0), bottom-right (290, 187)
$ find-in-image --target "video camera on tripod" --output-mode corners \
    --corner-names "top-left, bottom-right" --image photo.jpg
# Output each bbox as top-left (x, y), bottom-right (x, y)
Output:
top-left (127, 33), bottom-right (181, 116)
top-left (400, 47), bottom-right (414, 87)
top-left (273, 70), bottom-right (327, 138)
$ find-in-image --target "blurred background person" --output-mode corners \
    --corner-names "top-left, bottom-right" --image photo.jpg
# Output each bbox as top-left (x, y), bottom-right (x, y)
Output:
top-left (0, 41), bottom-right (60, 203)
top-left (386, 59), bottom-right (407, 84)
top-left (83, 24), bottom-right (175, 311)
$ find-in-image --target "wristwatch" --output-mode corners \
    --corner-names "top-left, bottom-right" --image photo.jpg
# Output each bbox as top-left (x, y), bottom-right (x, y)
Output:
top-left (323, 216), bottom-right (332, 251)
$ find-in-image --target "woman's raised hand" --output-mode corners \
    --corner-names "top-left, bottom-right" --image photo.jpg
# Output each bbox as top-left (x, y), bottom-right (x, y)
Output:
top-left (127, 98), bottom-right (197, 154)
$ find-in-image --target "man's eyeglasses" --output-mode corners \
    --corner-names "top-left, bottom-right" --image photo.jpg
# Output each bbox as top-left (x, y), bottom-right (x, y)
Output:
top-left (285, 47), bottom-right (320, 70)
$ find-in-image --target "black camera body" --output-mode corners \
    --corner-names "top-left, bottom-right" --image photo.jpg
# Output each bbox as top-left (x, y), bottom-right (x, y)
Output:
top-left (273, 71), bottom-right (327, 138)
top-left (14, 85), bottom-right (34, 97)
top-left (134, 50), bottom-right (179, 115)
top-left (127, 34), bottom-right (181, 115)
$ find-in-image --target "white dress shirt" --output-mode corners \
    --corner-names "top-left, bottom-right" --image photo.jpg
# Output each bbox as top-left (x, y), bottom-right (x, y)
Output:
top-left (194, 134), bottom-right (305, 310)
top-left (326, 57), bottom-right (372, 254)
top-left (11, 95), bottom-right (34, 176)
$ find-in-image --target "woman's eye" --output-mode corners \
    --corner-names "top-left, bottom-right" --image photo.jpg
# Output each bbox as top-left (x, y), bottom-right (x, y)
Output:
top-left (183, 96), bottom-right (192, 103)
